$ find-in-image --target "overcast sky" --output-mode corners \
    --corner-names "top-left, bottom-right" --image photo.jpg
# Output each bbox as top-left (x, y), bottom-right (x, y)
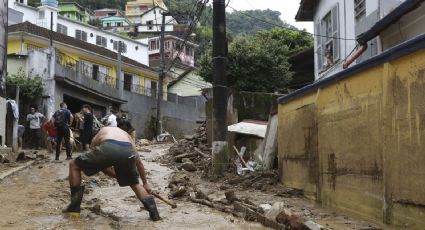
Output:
top-left (226, 0), bottom-right (314, 33)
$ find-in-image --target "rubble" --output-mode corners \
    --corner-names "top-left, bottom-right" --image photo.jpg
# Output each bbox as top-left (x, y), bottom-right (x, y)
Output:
top-left (168, 123), bottom-right (211, 173)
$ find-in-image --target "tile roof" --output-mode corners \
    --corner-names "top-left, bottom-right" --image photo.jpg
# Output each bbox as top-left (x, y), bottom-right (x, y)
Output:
top-left (9, 22), bottom-right (156, 73)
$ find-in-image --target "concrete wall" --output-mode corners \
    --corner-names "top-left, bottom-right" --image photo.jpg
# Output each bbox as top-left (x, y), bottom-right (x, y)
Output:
top-left (0, 97), bottom-right (6, 146)
top-left (278, 45), bottom-right (425, 228)
top-left (121, 90), bottom-right (205, 139)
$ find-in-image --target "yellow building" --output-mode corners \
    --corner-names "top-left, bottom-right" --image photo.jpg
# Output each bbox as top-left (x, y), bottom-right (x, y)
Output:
top-left (7, 22), bottom-right (165, 117)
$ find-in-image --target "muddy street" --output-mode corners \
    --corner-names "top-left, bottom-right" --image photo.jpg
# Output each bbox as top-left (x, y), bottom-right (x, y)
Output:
top-left (0, 145), bottom-right (268, 230)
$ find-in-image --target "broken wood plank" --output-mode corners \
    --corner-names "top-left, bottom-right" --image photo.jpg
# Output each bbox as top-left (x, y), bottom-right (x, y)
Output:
top-left (233, 146), bottom-right (248, 168)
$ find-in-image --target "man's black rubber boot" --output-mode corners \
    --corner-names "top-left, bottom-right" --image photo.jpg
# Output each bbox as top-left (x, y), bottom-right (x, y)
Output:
top-left (142, 196), bottom-right (161, 221)
top-left (63, 185), bottom-right (85, 218)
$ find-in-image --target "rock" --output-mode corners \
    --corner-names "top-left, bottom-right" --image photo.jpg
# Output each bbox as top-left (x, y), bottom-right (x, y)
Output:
top-left (195, 190), bottom-right (210, 200)
top-left (224, 190), bottom-right (237, 203)
top-left (90, 204), bottom-right (102, 215)
top-left (276, 208), bottom-right (308, 230)
top-left (36, 154), bottom-right (46, 160)
top-left (259, 204), bottom-right (272, 214)
top-left (182, 161), bottom-right (197, 172)
top-left (182, 158), bottom-right (192, 163)
top-left (170, 186), bottom-right (187, 198)
top-left (138, 148), bottom-right (152, 152)
top-left (265, 202), bottom-right (285, 220)
top-left (16, 152), bottom-right (27, 162)
top-left (304, 220), bottom-right (323, 230)
top-left (0, 154), bottom-right (9, 163)
top-left (175, 153), bottom-right (198, 163)
top-left (137, 139), bottom-right (151, 146)
top-left (184, 135), bottom-right (195, 141)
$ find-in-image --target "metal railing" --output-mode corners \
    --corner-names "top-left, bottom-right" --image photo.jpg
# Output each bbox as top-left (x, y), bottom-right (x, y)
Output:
top-left (80, 62), bottom-right (116, 89)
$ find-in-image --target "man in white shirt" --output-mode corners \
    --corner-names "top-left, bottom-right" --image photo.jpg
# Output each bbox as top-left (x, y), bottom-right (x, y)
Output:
top-left (107, 110), bottom-right (117, 127)
top-left (26, 105), bottom-right (45, 150)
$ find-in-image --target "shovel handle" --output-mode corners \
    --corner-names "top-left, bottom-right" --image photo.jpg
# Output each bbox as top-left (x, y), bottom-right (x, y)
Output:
top-left (152, 192), bottom-right (178, 209)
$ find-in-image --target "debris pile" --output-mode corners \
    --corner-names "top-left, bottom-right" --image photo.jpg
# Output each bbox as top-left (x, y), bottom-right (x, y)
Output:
top-left (168, 123), bottom-right (211, 173)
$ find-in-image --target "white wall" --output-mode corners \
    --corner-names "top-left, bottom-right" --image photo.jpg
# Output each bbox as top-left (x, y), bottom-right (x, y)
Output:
top-left (313, 0), bottom-right (357, 80)
top-left (58, 17), bottom-right (149, 65)
top-left (136, 10), bottom-right (175, 33)
top-left (9, 1), bottom-right (150, 66)
top-left (380, 2), bottom-right (425, 50)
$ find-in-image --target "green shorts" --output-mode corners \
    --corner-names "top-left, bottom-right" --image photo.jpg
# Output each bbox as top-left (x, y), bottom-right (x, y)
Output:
top-left (75, 140), bottom-right (139, 187)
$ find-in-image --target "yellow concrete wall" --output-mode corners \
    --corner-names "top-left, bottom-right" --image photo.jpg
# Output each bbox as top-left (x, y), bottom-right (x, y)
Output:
top-left (7, 40), bottom-right (22, 54)
top-left (278, 49), bottom-right (425, 228)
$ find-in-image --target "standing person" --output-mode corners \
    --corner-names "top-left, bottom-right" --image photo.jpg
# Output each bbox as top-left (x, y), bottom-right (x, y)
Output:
top-left (63, 127), bottom-right (160, 221)
top-left (26, 106), bottom-right (45, 150)
top-left (106, 110), bottom-right (118, 127)
top-left (81, 104), bottom-right (94, 151)
top-left (53, 102), bottom-right (73, 160)
top-left (117, 115), bottom-right (136, 141)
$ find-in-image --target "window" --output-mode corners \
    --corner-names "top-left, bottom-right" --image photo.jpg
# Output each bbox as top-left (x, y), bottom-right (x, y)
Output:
top-left (39, 10), bottom-right (45, 19)
top-left (106, 23), bottom-right (111, 27)
top-left (354, 0), bottom-right (366, 21)
top-left (113, 41), bottom-right (127, 53)
top-left (117, 22), bottom-right (122, 27)
top-left (124, 73), bottom-right (132, 91)
top-left (165, 41), bottom-right (170, 50)
top-left (316, 4), bottom-right (340, 71)
top-left (149, 39), bottom-right (159, 51)
top-left (151, 81), bottom-right (158, 98)
top-left (92, 65), bottom-right (99, 81)
top-left (96, 35), bottom-right (107, 47)
top-left (75, 29), bottom-right (87, 41)
top-left (185, 46), bottom-right (192, 56)
top-left (147, 20), bottom-right (153, 30)
top-left (57, 23), bottom-right (68, 35)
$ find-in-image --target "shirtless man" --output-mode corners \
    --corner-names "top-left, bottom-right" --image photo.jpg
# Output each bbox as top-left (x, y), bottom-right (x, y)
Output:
top-left (63, 127), bottom-right (160, 221)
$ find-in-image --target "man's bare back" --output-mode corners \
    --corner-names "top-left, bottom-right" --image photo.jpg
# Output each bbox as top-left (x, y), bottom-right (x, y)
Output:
top-left (91, 127), bottom-right (134, 147)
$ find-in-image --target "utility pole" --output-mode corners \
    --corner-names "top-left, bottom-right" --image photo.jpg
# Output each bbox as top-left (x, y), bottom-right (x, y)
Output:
top-left (156, 12), bottom-right (168, 136)
top-left (0, 0), bottom-right (8, 97)
top-left (116, 41), bottom-right (123, 98)
top-left (50, 12), bottom-right (53, 47)
top-left (212, 0), bottom-right (229, 176)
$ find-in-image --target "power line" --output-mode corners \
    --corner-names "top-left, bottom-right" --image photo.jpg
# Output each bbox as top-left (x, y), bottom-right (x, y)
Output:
top-left (227, 5), bottom-right (356, 41)
top-left (166, 0), bottom-right (208, 72)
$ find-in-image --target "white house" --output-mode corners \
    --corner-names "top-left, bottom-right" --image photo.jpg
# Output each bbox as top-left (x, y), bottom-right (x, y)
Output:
top-left (135, 7), bottom-right (176, 33)
top-left (296, 0), bottom-right (407, 80)
top-left (8, 0), bottom-right (150, 66)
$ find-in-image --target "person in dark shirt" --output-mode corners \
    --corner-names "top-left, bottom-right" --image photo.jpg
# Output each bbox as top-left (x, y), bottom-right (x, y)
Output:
top-left (117, 115), bottom-right (136, 141)
top-left (53, 102), bottom-right (73, 160)
top-left (81, 104), bottom-right (94, 151)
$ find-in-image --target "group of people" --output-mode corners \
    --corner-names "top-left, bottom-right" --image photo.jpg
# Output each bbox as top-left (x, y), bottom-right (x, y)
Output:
top-left (25, 103), bottom-right (135, 160)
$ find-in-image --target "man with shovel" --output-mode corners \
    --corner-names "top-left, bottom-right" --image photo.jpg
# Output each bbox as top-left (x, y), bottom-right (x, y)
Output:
top-left (63, 126), bottom-right (161, 221)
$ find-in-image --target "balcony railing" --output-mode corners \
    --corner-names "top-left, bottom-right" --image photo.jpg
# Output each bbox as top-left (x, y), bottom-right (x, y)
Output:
top-left (80, 62), bottom-right (116, 89)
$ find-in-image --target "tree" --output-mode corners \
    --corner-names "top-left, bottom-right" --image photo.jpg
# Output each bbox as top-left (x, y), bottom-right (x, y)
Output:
top-left (6, 68), bottom-right (43, 101)
top-left (198, 28), bottom-right (313, 93)
top-left (226, 9), bottom-right (293, 36)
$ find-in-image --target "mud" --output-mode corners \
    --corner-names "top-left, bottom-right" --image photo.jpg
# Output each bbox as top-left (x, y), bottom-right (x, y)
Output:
top-left (0, 145), bottom-right (268, 230)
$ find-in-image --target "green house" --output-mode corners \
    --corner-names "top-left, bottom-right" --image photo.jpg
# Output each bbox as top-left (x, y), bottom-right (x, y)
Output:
top-left (59, 2), bottom-right (94, 23)
top-left (101, 16), bottom-right (131, 28)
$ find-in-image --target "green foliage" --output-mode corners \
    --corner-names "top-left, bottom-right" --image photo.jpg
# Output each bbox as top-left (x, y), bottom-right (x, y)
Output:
top-left (227, 9), bottom-right (292, 36)
top-left (6, 68), bottom-right (43, 100)
top-left (88, 18), bottom-right (102, 27)
top-left (198, 28), bottom-right (313, 93)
